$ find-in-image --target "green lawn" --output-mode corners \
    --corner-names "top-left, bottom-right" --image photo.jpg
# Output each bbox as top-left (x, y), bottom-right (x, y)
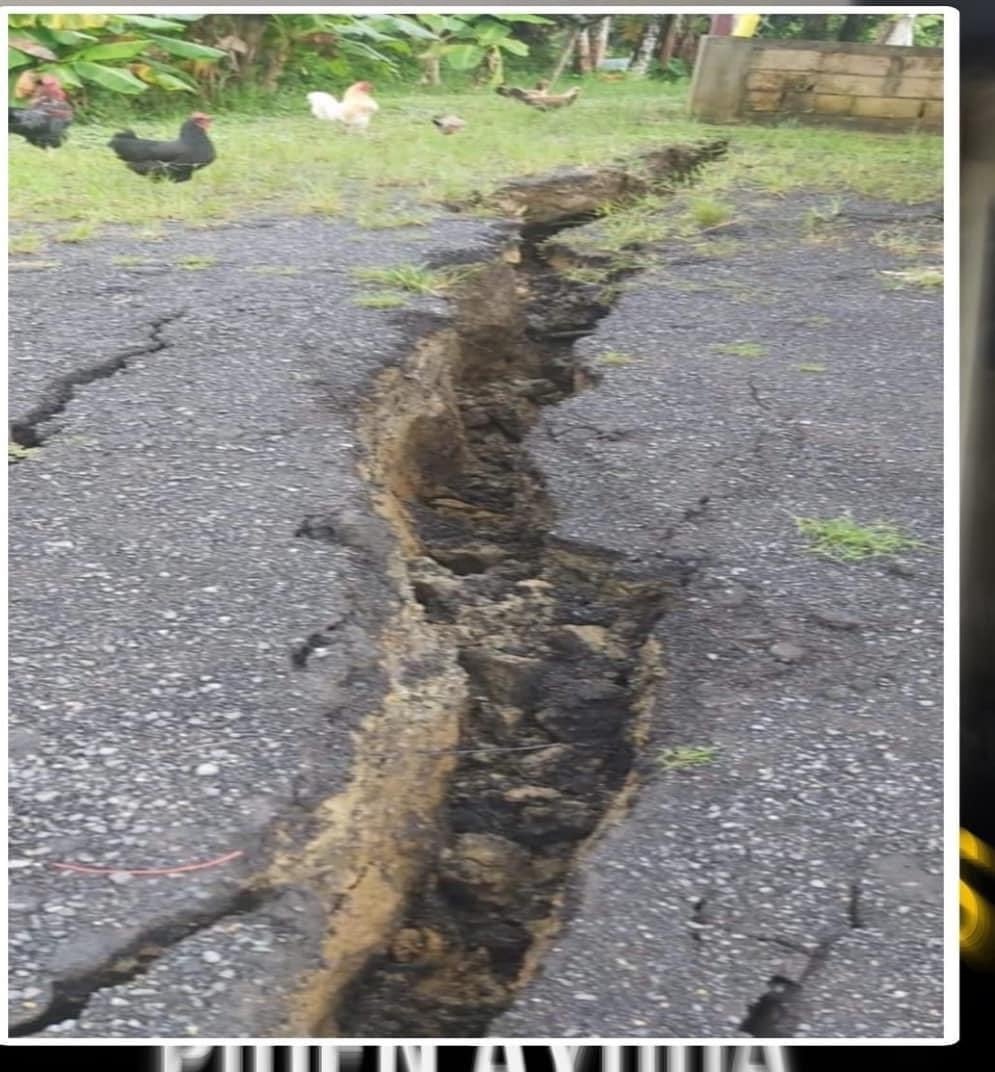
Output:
top-left (8, 81), bottom-right (942, 235)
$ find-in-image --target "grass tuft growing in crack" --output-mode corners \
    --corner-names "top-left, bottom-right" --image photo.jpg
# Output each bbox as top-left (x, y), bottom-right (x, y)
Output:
top-left (9, 232), bottom-right (45, 254)
top-left (351, 263), bottom-right (469, 296)
top-left (657, 744), bottom-right (718, 770)
top-left (687, 197), bottom-right (734, 230)
top-left (596, 350), bottom-right (637, 367)
top-left (353, 292), bottom-right (410, 310)
top-left (795, 515), bottom-right (921, 562)
top-left (178, 255), bottom-right (218, 271)
top-left (713, 341), bottom-right (767, 359)
top-left (879, 266), bottom-right (943, 289)
top-left (8, 442), bottom-right (38, 464)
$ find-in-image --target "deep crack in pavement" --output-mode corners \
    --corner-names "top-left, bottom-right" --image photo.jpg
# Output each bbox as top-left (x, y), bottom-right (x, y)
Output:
top-left (9, 154), bottom-right (942, 1038)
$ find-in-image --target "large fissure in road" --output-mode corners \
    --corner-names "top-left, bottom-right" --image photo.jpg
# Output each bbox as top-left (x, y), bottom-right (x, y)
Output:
top-left (9, 142), bottom-right (726, 1038)
top-left (326, 143), bottom-right (727, 1036)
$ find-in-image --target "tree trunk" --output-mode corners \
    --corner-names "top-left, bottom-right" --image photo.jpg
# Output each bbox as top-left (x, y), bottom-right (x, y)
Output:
top-left (630, 16), bottom-right (663, 77)
top-left (874, 15), bottom-right (900, 44)
top-left (483, 46), bottom-right (504, 86)
top-left (657, 14), bottom-right (679, 67)
top-left (575, 29), bottom-right (593, 76)
top-left (878, 14), bottom-right (916, 46)
top-left (261, 42), bottom-right (288, 91)
top-left (592, 17), bottom-right (611, 69)
top-left (804, 14), bottom-right (831, 40)
top-left (231, 14), bottom-right (268, 80)
top-left (548, 28), bottom-right (580, 87)
top-left (836, 14), bottom-right (865, 42)
top-left (419, 52), bottom-right (441, 86)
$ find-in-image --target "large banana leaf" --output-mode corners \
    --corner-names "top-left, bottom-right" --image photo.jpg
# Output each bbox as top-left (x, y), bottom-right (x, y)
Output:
top-left (72, 61), bottom-right (149, 94)
top-left (144, 33), bottom-right (226, 61)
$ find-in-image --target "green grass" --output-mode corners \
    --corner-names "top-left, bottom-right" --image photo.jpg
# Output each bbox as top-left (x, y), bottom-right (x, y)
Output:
top-left (871, 226), bottom-right (939, 259)
top-left (687, 197), bottom-right (734, 229)
top-left (8, 81), bottom-right (942, 231)
top-left (112, 255), bottom-right (158, 267)
top-left (879, 266), bottom-right (943, 289)
top-left (694, 236), bottom-right (743, 258)
top-left (560, 265), bottom-right (613, 285)
top-left (9, 259), bottom-right (60, 271)
top-left (712, 341), bottom-right (767, 359)
top-left (178, 255), bottom-right (217, 271)
top-left (8, 442), bottom-right (37, 463)
top-left (803, 197), bottom-right (845, 234)
top-left (9, 232), bottom-right (44, 254)
top-left (352, 263), bottom-right (466, 295)
top-left (596, 350), bottom-right (636, 367)
top-left (354, 204), bottom-right (432, 230)
top-left (657, 745), bottom-right (718, 770)
top-left (795, 515), bottom-right (921, 562)
top-left (595, 195), bottom-right (673, 248)
top-left (56, 221), bottom-right (99, 244)
top-left (353, 292), bottom-right (409, 309)
top-left (797, 363), bottom-right (827, 373)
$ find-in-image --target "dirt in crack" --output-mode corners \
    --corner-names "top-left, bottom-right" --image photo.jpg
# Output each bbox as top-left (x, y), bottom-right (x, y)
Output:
top-left (330, 143), bottom-right (728, 1037)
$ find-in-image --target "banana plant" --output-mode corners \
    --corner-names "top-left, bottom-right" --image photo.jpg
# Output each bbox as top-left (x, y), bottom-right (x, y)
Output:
top-left (190, 13), bottom-right (423, 91)
top-left (413, 14), bottom-right (553, 86)
top-left (7, 12), bottom-right (225, 99)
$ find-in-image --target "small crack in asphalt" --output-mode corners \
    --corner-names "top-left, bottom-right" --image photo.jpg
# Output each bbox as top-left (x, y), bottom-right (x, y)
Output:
top-left (10, 886), bottom-right (268, 1037)
top-left (9, 310), bottom-right (187, 450)
top-left (739, 875), bottom-right (868, 1037)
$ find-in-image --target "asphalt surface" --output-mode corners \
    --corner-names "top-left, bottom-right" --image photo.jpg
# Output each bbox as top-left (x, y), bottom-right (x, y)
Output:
top-left (493, 194), bottom-right (945, 1038)
top-left (8, 212), bottom-right (503, 1037)
top-left (9, 188), bottom-right (944, 1039)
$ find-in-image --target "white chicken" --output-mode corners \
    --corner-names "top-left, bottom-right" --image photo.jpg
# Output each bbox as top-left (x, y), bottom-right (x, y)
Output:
top-left (307, 82), bottom-right (379, 133)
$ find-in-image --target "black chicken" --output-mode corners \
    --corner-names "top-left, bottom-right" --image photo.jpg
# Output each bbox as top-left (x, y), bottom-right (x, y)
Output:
top-left (108, 113), bottom-right (216, 183)
top-left (9, 74), bottom-right (73, 150)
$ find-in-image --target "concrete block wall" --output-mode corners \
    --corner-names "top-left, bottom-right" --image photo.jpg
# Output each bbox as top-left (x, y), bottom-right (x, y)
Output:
top-left (689, 36), bottom-right (943, 132)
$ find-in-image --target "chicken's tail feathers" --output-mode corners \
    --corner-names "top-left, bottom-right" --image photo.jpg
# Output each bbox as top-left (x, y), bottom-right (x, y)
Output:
top-left (307, 91), bottom-right (344, 120)
top-left (107, 130), bottom-right (139, 156)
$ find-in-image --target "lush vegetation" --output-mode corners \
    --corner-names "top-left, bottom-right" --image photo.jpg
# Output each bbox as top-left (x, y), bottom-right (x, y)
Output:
top-left (8, 12), bottom-right (226, 99)
top-left (8, 12), bottom-right (945, 116)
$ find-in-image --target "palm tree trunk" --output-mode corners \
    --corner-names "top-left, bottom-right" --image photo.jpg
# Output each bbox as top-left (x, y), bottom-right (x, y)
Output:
top-left (657, 14), bottom-right (679, 67)
top-left (592, 17), bottom-right (611, 69)
top-left (419, 52), bottom-right (441, 86)
top-left (483, 46), bottom-right (504, 86)
top-left (549, 28), bottom-right (580, 86)
top-left (630, 16), bottom-right (663, 78)
top-left (261, 42), bottom-right (288, 91)
top-left (804, 14), bottom-right (831, 40)
top-left (837, 15), bottom-right (864, 42)
top-left (575, 29), bottom-right (593, 76)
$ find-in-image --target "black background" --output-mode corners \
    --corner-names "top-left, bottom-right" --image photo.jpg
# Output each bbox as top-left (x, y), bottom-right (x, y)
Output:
top-left (5, 1), bottom-right (992, 1065)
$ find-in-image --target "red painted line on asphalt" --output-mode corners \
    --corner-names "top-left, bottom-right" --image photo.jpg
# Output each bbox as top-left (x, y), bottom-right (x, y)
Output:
top-left (51, 849), bottom-right (245, 877)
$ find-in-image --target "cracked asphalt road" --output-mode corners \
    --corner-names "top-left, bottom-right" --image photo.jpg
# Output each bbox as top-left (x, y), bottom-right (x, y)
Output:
top-left (8, 188), bottom-right (944, 1039)
top-left (8, 213), bottom-right (503, 1037)
top-left (493, 194), bottom-right (944, 1038)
